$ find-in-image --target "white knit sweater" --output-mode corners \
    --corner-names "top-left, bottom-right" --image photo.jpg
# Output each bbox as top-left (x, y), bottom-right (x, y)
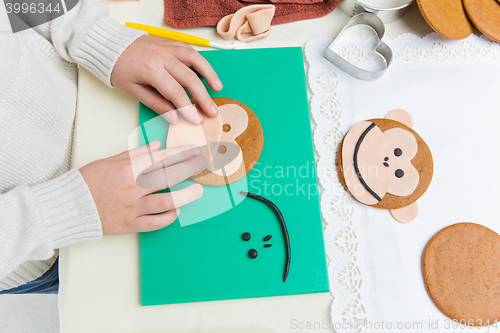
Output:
top-left (0, 0), bottom-right (145, 290)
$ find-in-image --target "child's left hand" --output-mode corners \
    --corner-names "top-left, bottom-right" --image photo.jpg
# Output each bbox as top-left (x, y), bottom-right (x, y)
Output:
top-left (111, 35), bottom-right (223, 125)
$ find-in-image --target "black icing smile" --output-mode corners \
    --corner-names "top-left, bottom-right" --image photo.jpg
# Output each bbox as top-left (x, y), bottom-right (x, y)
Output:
top-left (353, 122), bottom-right (383, 202)
top-left (240, 191), bottom-right (290, 282)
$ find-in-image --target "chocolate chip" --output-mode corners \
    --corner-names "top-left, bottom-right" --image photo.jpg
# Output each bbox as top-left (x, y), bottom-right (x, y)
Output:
top-left (264, 244), bottom-right (272, 248)
top-left (263, 235), bottom-right (272, 241)
top-left (394, 148), bottom-right (402, 157)
top-left (242, 232), bottom-right (251, 241)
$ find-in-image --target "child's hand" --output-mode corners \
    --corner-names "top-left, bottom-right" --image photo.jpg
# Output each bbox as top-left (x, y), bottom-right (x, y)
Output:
top-left (111, 35), bottom-right (223, 125)
top-left (79, 141), bottom-right (207, 235)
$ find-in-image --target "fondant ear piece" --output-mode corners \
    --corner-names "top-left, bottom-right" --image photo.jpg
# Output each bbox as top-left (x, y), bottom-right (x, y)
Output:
top-left (385, 109), bottom-right (414, 128)
top-left (390, 202), bottom-right (418, 223)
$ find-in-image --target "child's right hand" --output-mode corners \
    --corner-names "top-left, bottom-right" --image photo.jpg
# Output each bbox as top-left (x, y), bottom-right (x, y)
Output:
top-left (79, 141), bottom-right (206, 235)
top-left (111, 36), bottom-right (223, 126)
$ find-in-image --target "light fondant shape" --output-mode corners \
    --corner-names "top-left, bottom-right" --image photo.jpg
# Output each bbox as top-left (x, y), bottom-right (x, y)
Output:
top-left (390, 202), bottom-right (418, 223)
top-left (383, 128), bottom-right (419, 196)
top-left (166, 107), bottom-right (222, 171)
top-left (217, 5), bottom-right (275, 42)
top-left (166, 103), bottom-right (249, 178)
top-left (209, 104), bottom-right (249, 176)
top-left (385, 109), bottom-right (414, 128)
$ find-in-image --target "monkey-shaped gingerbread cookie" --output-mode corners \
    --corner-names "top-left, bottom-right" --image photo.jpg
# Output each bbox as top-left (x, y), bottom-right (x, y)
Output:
top-left (336, 109), bottom-right (433, 223)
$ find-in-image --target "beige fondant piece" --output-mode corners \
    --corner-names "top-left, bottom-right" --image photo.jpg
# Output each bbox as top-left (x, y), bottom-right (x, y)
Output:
top-left (342, 121), bottom-right (390, 205)
top-left (166, 109), bottom-right (223, 171)
top-left (189, 97), bottom-right (263, 186)
top-left (216, 5), bottom-right (275, 42)
top-left (166, 103), bottom-right (250, 178)
top-left (209, 104), bottom-right (249, 176)
top-left (390, 202), bottom-right (418, 223)
top-left (383, 128), bottom-right (419, 196)
top-left (385, 109), bottom-right (414, 128)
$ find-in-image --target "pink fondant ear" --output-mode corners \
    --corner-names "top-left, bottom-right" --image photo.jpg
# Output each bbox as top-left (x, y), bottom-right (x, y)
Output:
top-left (385, 109), bottom-right (414, 128)
top-left (390, 202), bottom-right (418, 223)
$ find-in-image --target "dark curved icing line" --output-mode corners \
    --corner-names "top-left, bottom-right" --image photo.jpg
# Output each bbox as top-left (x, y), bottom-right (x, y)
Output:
top-left (353, 122), bottom-right (382, 202)
top-left (240, 191), bottom-right (290, 282)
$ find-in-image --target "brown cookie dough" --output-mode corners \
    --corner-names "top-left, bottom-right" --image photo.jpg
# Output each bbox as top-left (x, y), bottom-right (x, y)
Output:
top-left (423, 223), bottom-right (500, 326)
top-left (463, 0), bottom-right (500, 42)
top-left (191, 97), bottom-right (264, 186)
top-left (416, 0), bottom-right (474, 40)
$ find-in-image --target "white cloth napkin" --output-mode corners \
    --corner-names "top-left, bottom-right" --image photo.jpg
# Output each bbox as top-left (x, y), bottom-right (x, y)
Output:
top-left (306, 32), bottom-right (500, 333)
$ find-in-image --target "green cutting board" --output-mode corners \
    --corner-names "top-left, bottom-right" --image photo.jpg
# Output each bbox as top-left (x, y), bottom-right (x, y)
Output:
top-left (139, 47), bottom-right (329, 306)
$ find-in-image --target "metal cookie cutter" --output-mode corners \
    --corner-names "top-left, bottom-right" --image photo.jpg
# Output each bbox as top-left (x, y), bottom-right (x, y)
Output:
top-left (338, 0), bottom-right (414, 24)
top-left (324, 13), bottom-right (393, 81)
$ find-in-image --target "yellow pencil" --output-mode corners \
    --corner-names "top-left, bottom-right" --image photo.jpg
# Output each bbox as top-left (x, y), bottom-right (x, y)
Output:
top-left (124, 22), bottom-right (246, 50)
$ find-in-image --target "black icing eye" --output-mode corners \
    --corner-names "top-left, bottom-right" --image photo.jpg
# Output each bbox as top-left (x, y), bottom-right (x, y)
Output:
top-left (395, 169), bottom-right (404, 178)
top-left (394, 148), bottom-right (402, 157)
top-left (248, 249), bottom-right (258, 259)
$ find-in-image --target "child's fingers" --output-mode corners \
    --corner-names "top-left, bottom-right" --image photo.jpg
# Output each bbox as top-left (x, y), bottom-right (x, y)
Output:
top-left (131, 83), bottom-right (178, 124)
top-left (128, 140), bottom-right (160, 158)
top-left (167, 58), bottom-right (218, 118)
top-left (172, 46), bottom-right (223, 93)
top-left (136, 155), bottom-right (208, 192)
top-left (134, 209), bottom-right (180, 232)
top-left (137, 184), bottom-right (203, 216)
top-left (130, 145), bottom-right (200, 182)
top-left (150, 72), bottom-right (204, 125)
top-left (108, 140), bottom-right (161, 161)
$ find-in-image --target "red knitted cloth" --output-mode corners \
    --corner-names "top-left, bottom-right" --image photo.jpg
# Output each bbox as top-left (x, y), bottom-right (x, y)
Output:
top-left (164, 0), bottom-right (340, 28)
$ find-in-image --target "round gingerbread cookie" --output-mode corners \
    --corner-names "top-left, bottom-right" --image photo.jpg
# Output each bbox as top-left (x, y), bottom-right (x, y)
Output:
top-left (191, 97), bottom-right (264, 186)
top-left (336, 116), bottom-right (433, 211)
top-left (423, 223), bottom-right (500, 326)
top-left (416, 0), bottom-right (474, 40)
top-left (463, 0), bottom-right (500, 43)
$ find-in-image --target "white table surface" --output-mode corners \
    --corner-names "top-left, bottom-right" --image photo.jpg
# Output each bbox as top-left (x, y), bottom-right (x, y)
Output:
top-left (59, 2), bottom-right (433, 332)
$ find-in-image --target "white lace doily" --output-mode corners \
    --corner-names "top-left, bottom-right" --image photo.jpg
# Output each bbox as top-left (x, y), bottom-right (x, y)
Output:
top-left (305, 32), bottom-right (500, 333)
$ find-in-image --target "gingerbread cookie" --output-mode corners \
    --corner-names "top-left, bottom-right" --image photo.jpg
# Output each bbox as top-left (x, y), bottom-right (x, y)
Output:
top-left (336, 109), bottom-right (433, 223)
top-left (416, 0), bottom-right (474, 40)
top-left (463, 0), bottom-right (500, 43)
top-left (166, 97), bottom-right (264, 186)
top-left (423, 223), bottom-right (500, 326)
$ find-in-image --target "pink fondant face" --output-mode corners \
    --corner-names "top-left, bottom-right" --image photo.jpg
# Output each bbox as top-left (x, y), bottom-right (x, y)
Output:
top-left (166, 103), bottom-right (248, 177)
top-left (342, 121), bottom-right (420, 205)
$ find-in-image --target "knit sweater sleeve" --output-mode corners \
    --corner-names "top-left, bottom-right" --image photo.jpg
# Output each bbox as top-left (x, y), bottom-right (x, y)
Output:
top-left (32, 0), bottom-right (146, 86)
top-left (0, 170), bottom-right (102, 281)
